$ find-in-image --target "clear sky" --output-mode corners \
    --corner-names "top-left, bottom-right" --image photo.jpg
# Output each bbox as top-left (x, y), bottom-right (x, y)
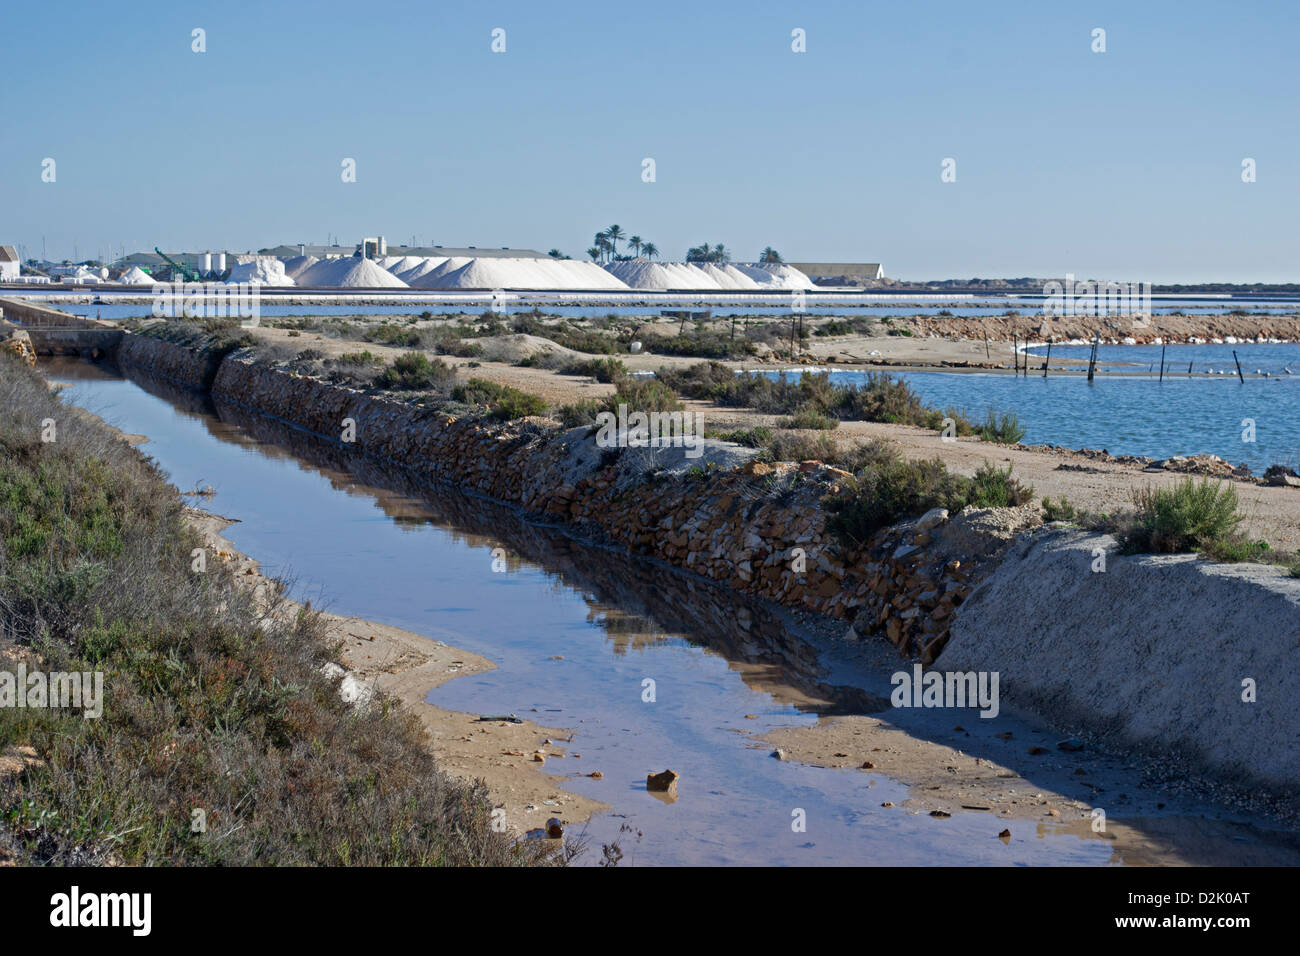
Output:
top-left (2, 0), bottom-right (1297, 282)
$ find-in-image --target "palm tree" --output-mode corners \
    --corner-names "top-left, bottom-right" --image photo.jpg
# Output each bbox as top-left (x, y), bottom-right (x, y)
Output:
top-left (760, 246), bottom-right (783, 264)
top-left (628, 235), bottom-right (643, 258)
top-left (587, 246), bottom-right (602, 263)
top-left (712, 243), bottom-right (730, 264)
top-left (641, 242), bottom-right (658, 261)
top-left (605, 225), bottom-right (625, 258)
top-left (597, 237), bottom-right (613, 262)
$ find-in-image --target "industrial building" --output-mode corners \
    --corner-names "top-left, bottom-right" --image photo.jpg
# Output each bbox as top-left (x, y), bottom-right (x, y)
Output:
top-left (0, 246), bottom-right (20, 282)
top-left (787, 262), bottom-right (884, 282)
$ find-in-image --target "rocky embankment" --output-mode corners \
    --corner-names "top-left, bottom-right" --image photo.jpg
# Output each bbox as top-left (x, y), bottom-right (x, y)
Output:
top-left (116, 335), bottom-right (1035, 664)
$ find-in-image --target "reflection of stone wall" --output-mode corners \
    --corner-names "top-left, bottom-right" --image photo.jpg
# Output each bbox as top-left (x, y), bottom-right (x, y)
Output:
top-left (207, 395), bottom-right (881, 714)
top-left (120, 338), bottom-right (1021, 663)
top-left (118, 334), bottom-right (225, 390)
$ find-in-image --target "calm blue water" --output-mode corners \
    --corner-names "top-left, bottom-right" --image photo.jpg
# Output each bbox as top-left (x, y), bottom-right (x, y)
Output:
top-left (1029, 342), bottom-right (1299, 375)
top-left (795, 366), bottom-right (1300, 472)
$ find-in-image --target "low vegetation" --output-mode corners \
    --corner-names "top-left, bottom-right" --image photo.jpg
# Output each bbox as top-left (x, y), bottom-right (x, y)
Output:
top-left (1115, 478), bottom-right (1267, 561)
top-left (657, 362), bottom-right (974, 433)
top-left (825, 453), bottom-right (1034, 547)
top-left (0, 355), bottom-right (557, 866)
top-left (451, 378), bottom-right (548, 421)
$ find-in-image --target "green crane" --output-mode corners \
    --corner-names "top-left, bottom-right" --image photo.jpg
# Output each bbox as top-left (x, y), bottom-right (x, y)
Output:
top-left (154, 247), bottom-right (201, 282)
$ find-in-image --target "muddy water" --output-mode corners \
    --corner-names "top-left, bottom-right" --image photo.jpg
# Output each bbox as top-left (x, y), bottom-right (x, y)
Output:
top-left (42, 358), bottom-right (1300, 866)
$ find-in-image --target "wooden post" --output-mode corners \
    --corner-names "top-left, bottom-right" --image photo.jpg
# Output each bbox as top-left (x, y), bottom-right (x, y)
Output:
top-left (1043, 340), bottom-right (1051, 378)
top-left (1159, 342), bottom-right (1166, 382)
top-left (984, 334), bottom-right (990, 362)
top-left (1187, 361), bottom-right (1193, 375)
top-left (1087, 333), bottom-right (1098, 382)
top-left (1233, 349), bottom-right (1244, 383)
top-left (1013, 334), bottom-right (1019, 375)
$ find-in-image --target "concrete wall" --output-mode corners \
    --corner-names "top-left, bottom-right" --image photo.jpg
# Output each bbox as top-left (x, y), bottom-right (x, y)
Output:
top-left (938, 528), bottom-right (1300, 791)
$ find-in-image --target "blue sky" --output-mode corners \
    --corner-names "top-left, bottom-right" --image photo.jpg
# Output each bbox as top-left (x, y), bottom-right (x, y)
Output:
top-left (2, 0), bottom-right (1296, 281)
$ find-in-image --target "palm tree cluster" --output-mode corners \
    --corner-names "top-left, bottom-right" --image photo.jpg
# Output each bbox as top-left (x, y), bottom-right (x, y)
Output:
top-left (760, 246), bottom-right (784, 264)
top-left (587, 225), bottom-right (658, 264)
top-left (685, 242), bottom-right (731, 264)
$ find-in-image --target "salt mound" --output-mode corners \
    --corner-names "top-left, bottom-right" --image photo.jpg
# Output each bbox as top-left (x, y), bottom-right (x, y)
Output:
top-left (407, 257), bottom-right (474, 288)
top-left (384, 255), bottom-right (426, 276)
top-left (396, 257), bottom-right (448, 283)
top-left (280, 255), bottom-right (319, 279)
top-left (605, 260), bottom-right (725, 290)
top-left (295, 256), bottom-right (409, 288)
top-left (552, 259), bottom-right (630, 289)
top-left (695, 263), bottom-right (762, 290)
top-left (226, 258), bottom-right (295, 286)
top-left (425, 257), bottom-right (631, 290)
top-left (118, 266), bottom-right (156, 285)
top-left (733, 263), bottom-right (816, 289)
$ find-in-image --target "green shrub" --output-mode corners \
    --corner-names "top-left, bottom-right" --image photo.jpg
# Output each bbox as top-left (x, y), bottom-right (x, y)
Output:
top-left (375, 351), bottom-right (455, 390)
top-left (556, 400), bottom-right (604, 428)
top-left (978, 409), bottom-right (1026, 444)
top-left (825, 455), bottom-right (971, 547)
top-left (711, 426), bottom-right (774, 448)
top-left (967, 461), bottom-right (1035, 508)
top-left (451, 378), bottom-right (547, 420)
top-left (823, 452), bottom-right (1032, 547)
top-left (1041, 495), bottom-right (1078, 522)
top-left (1117, 478), bottom-right (1248, 557)
top-left (780, 405), bottom-right (839, 431)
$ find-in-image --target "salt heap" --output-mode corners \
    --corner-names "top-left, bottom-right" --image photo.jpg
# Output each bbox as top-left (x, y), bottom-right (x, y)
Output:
top-left (406, 257), bottom-right (474, 288)
top-left (605, 260), bottom-right (721, 290)
top-left (280, 255), bottom-right (320, 280)
top-left (425, 257), bottom-right (629, 290)
top-left (117, 266), bottom-right (156, 285)
top-left (395, 257), bottom-right (448, 283)
top-left (383, 255), bottom-right (426, 277)
top-left (294, 256), bottom-right (410, 288)
top-left (226, 258), bottom-right (295, 286)
top-left (733, 263), bottom-right (816, 289)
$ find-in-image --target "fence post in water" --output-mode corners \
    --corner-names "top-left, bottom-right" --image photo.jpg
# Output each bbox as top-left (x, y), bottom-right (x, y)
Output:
top-left (1087, 333), bottom-right (1099, 382)
top-left (1159, 342), bottom-right (1166, 382)
top-left (1043, 340), bottom-right (1051, 378)
top-left (1187, 361), bottom-right (1193, 376)
top-left (1233, 349), bottom-right (1244, 383)
top-left (984, 334), bottom-right (990, 362)
top-left (1013, 334), bottom-right (1019, 375)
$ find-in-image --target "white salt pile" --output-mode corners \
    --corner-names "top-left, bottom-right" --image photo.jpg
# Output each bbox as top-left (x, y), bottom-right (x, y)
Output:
top-left (383, 255), bottom-right (426, 276)
top-left (733, 263), bottom-right (816, 289)
top-left (117, 266), bottom-right (156, 285)
top-left (605, 259), bottom-right (815, 291)
top-left (280, 255), bottom-right (319, 280)
top-left (226, 258), bottom-right (295, 286)
top-left (395, 257), bottom-right (448, 283)
top-left (294, 256), bottom-right (410, 288)
top-left (406, 256), bottom-right (474, 288)
top-left (604, 260), bottom-right (718, 290)
top-left (423, 257), bottom-right (629, 290)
